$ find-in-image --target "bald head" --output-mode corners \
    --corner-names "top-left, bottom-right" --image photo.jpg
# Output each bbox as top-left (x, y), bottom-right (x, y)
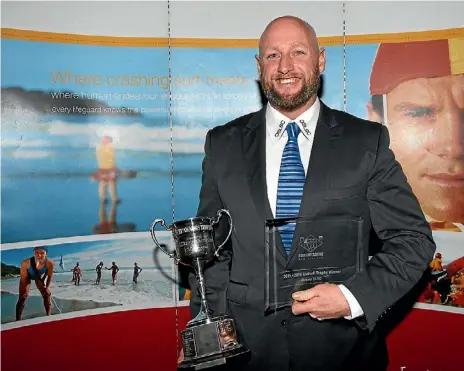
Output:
top-left (259, 16), bottom-right (319, 57)
top-left (255, 15), bottom-right (325, 118)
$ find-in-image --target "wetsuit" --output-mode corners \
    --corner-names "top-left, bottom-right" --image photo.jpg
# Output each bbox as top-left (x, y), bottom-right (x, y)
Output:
top-left (110, 265), bottom-right (119, 283)
top-left (133, 266), bottom-right (142, 284)
top-left (96, 264), bottom-right (103, 284)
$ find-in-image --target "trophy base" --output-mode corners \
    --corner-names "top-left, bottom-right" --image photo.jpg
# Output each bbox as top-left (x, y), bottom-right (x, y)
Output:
top-left (178, 346), bottom-right (250, 370)
top-left (179, 314), bottom-right (250, 370)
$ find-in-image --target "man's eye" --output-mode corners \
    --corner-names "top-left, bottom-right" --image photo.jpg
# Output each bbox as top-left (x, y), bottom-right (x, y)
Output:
top-left (405, 107), bottom-right (436, 118)
top-left (294, 50), bottom-right (305, 55)
top-left (267, 53), bottom-right (279, 59)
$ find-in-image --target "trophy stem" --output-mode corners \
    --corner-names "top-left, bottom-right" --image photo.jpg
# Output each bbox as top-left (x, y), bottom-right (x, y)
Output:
top-left (189, 258), bottom-right (213, 325)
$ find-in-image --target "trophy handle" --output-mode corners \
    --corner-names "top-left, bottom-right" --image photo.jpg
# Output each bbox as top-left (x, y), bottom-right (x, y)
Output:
top-left (211, 209), bottom-right (233, 258)
top-left (150, 218), bottom-right (179, 264)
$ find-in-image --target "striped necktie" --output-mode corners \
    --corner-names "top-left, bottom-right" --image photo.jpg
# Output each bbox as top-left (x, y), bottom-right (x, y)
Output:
top-left (275, 122), bottom-right (306, 255)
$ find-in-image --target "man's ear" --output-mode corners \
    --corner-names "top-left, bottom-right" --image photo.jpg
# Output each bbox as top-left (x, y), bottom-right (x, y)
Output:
top-left (255, 54), bottom-right (261, 77)
top-left (318, 47), bottom-right (326, 74)
top-left (367, 101), bottom-right (382, 124)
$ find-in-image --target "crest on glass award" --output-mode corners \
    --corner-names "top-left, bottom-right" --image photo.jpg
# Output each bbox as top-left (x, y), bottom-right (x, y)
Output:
top-left (265, 216), bottom-right (363, 312)
top-left (151, 209), bottom-right (250, 369)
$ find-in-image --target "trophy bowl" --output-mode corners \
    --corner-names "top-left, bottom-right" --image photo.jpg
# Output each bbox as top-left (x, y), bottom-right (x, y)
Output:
top-left (171, 216), bottom-right (220, 267)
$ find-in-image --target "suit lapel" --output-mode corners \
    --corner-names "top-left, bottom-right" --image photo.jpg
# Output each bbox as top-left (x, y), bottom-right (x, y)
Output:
top-left (242, 109), bottom-right (288, 262)
top-left (287, 102), bottom-right (344, 264)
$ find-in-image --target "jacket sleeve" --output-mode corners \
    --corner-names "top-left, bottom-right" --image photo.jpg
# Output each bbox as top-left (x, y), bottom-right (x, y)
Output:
top-left (187, 128), bottom-right (232, 318)
top-left (343, 124), bottom-right (436, 332)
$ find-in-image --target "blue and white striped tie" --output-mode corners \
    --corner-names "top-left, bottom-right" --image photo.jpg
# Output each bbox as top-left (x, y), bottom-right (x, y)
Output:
top-left (275, 122), bottom-right (306, 255)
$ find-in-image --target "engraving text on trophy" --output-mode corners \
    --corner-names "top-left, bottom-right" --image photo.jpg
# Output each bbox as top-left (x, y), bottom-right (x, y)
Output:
top-left (182, 329), bottom-right (197, 358)
top-left (175, 225), bottom-right (213, 235)
top-left (177, 235), bottom-right (215, 260)
top-left (282, 269), bottom-right (343, 283)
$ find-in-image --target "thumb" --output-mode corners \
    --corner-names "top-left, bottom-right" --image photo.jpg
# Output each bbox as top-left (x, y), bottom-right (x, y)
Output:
top-left (292, 288), bottom-right (316, 301)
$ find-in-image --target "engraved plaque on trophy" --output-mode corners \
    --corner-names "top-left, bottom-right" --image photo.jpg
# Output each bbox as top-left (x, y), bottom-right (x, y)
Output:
top-left (150, 209), bottom-right (250, 369)
top-left (265, 216), bottom-right (364, 312)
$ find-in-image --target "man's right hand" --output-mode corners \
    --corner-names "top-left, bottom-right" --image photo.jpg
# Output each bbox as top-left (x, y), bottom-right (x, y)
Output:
top-left (177, 349), bottom-right (184, 365)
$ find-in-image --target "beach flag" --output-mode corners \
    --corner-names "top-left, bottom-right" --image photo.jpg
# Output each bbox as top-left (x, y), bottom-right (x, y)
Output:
top-left (59, 254), bottom-right (65, 271)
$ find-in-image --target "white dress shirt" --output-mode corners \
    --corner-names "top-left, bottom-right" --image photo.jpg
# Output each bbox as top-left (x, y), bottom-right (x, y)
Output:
top-left (264, 98), bottom-right (364, 320)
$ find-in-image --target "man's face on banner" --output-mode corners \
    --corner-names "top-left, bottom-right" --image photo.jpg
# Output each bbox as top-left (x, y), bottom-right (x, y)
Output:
top-left (34, 248), bottom-right (47, 265)
top-left (369, 73), bottom-right (464, 223)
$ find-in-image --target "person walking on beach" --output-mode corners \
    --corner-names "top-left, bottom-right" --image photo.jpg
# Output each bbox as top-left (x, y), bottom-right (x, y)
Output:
top-left (96, 262), bottom-right (104, 284)
top-left (72, 262), bottom-right (82, 286)
top-left (106, 262), bottom-right (119, 285)
top-left (16, 246), bottom-right (55, 321)
top-left (133, 262), bottom-right (142, 284)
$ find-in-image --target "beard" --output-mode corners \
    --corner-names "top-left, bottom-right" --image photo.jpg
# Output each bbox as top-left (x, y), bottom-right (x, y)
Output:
top-left (260, 66), bottom-right (321, 111)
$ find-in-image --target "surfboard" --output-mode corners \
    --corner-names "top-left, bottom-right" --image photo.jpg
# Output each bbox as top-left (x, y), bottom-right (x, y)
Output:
top-left (90, 169), bottom-right (137, 181)
top-left (92, 222), bottom-right (136, 234)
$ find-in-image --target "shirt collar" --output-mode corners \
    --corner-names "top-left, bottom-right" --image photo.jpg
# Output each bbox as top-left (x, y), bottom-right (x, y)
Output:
top-left (265, 97), bottom-right (320, 142)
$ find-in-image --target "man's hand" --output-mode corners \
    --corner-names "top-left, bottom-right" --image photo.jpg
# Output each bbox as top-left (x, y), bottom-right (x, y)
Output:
top-left (177, 348), bottom-right (184, 365)
top-left (291, 283), bottom-right (351, 320)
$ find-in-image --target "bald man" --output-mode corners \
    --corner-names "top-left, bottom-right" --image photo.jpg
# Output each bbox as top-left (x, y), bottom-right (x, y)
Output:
top-left (367, 39), bottom-right (464, 232)
top-left (180, 16), bottom-right (435, 371)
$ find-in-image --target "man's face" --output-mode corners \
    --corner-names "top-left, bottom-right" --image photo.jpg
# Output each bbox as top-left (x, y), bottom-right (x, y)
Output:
top-left (256, 19), bottom-right (326, 112)
top-left (369, 74), bottom-right (464, 222)
top-left (34, 248), bottom-right (47, 264)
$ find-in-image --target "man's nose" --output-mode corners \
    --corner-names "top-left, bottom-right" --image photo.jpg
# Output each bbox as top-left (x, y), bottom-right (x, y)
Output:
top-left (430, 107), bottom-right (464, 159)
top-left (278, 54), bottom-right (294, 74)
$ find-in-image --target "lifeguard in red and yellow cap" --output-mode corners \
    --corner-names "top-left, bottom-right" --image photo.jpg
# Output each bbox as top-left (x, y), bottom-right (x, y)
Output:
top-left (367, 38), bottom-right (464, 232)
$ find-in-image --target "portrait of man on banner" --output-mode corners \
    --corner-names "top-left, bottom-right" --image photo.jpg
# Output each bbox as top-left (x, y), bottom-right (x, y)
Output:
top-left (366, 38), bottom-right (464, 307)
top-left (366, 38), bottom-right (464, 232)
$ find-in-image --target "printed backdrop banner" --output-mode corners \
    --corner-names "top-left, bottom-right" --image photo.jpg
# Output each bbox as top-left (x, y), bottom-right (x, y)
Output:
top-left (1, 28), bottom-right (463, 330)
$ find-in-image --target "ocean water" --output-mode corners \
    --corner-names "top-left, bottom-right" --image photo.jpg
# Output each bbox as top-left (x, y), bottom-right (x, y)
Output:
top-left (1, 158), bottom-right (203, 243)
top-left (1, 113), bottom-right (206, 243)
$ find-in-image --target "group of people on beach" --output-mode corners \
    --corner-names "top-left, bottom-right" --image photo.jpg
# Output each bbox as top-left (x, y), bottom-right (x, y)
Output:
top-left (71, 261), bottom-right (141, 286)
top-left (15, 246), bottom-right (144, 321)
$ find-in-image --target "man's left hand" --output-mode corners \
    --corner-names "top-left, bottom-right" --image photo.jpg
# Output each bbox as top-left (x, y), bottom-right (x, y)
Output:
top-left (291, 283), bottom-right (351, 320)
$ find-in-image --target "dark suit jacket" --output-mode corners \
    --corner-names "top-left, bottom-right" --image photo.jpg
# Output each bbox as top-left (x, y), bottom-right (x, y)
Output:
top-left (187, 102), bottom-right (436, 371)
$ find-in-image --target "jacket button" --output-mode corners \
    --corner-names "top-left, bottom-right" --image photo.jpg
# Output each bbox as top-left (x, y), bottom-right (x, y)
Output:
top-left (281, 320), bottom-right (287, 328)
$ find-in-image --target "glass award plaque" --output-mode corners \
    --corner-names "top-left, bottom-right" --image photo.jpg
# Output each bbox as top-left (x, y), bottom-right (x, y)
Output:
top-left (265, 216), bottom-right (363, 312)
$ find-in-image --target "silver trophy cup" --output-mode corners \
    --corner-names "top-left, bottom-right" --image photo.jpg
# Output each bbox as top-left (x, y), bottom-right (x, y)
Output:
top-left (150, 209), bottom-right (249, 370)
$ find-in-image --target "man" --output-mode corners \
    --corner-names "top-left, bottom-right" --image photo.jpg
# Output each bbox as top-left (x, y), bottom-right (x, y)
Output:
top-left (183, 16), bottom-right (436, 371)
top-left (430, 252), bottom-right (444, 272)
top-left (91, 135), bottom-right (119, 204)
top-left (106, 261), bottom-right (119, 285)
top-left (72, 262), bottom-right (82, 286)
top-left (96, 261), bottom-right (104, 284)
top-left (16, 246), bottom-right (55, 321)
top-left (133, 262), bottom-right (142, 284)
top-left (367, 38), bottom-right (464, 231)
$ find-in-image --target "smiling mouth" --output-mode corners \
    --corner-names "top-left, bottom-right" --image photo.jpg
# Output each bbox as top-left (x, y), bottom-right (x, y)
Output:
top-left (276, 78), bottom-right (300, 84)
top-left (425, 173), bottom-right (464, 187)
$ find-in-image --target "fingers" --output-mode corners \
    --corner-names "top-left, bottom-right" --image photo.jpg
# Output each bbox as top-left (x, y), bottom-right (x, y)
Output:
top-left (291, 300), bottom-right (309, 315)
top-left (177, 349), bottom-right (184, 365)
top-left (291, 287), bottom-right (320, 315)
top-left (292, 288), bottom-right (317, 301)
top-left (291, 284), bottom-right (344, 319)
top-left (292, 298), bottom-right (334, 319)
